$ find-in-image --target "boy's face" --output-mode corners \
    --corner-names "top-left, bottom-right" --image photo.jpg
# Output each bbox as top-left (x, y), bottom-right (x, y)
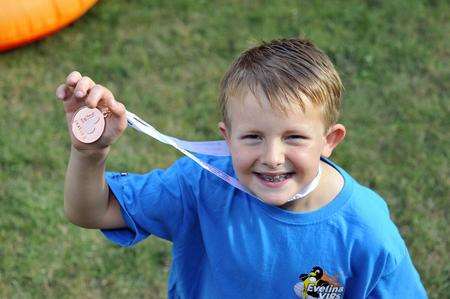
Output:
top-left (219, 88), bottom-right (343, 207)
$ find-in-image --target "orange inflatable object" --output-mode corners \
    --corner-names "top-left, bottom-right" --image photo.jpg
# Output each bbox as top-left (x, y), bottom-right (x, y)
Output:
top-left (0, 0), bottom-right (98, 52)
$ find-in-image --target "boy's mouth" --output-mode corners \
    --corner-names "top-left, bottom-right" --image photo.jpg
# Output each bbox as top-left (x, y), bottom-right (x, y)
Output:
top-left (253, 172), bottom-right (295, 183)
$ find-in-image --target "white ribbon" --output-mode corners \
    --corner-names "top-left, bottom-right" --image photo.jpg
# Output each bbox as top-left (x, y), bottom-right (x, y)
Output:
top-left (126, 110), bottom-right (321, 202)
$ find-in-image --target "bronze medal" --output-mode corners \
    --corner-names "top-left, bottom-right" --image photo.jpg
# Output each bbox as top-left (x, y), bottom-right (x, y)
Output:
top-left (71, 107), bottom-right (108, 143)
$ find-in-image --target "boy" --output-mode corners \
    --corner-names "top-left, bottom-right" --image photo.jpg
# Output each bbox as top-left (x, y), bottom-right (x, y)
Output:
top-left (57, 38), bottom-right (427, 298)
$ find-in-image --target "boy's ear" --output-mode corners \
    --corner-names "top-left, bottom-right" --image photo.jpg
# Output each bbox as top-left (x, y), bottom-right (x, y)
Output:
top-left (321, 124), bottom-right (346, 157)
top-left (218, 122), bottom-right (231, 145)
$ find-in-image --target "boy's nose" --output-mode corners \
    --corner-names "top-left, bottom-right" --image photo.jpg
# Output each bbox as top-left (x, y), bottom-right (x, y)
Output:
top-left (261, 141), bottom-right (285, 169)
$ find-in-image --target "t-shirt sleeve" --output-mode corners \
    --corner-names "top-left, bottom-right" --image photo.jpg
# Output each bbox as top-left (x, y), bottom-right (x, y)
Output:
top-left (368, 250), bottom-right (428, 298)
top-left (345, 187), bottom-right (428, 298)
top-left (101, 156), bottom-right (200, 247)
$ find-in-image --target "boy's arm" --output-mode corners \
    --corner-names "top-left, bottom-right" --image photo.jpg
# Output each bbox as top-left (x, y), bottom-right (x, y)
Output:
top-left (368, 252), bottom-right (427, 298)
top-left (57, 71), bottom-right (127, 229)
top-left (64, 145), bottom-right (125, 229)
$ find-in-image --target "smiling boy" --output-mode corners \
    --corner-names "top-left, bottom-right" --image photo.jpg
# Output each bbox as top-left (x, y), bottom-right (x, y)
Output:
top-left (219, 87), bottom-right (345, 211)
top-left (58, 38), bottom-right (427, 298)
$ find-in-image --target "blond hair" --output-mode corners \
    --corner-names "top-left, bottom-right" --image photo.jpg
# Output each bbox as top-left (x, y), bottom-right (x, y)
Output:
top-left (218, 38), bottom-right (343, 130)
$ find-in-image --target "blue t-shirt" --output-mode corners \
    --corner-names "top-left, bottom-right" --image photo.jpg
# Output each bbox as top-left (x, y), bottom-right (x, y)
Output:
top-left (102, 155), bottom-right (427, 298)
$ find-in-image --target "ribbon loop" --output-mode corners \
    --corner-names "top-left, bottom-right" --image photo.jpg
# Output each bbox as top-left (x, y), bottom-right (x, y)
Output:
top-left (125, 110), bottom-right (321, 202)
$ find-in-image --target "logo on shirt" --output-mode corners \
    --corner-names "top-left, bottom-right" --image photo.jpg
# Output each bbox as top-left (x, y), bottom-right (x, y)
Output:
top-left (293, 266), bottom-right (344, 299)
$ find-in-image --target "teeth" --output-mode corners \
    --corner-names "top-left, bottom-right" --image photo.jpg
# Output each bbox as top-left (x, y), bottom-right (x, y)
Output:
top-left (260, 174), bottom-right (289, 182)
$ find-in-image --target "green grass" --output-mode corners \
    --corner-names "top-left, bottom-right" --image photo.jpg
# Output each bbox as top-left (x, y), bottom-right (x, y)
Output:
top-left (0, 0), bottom-right (448, 297)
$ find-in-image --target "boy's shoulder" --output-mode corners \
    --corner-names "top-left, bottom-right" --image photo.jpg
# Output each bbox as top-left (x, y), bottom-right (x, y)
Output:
top-left (333, 162), bottom-right (408, 270)
top-left (174, 153), bottom-right (234, 176)
top-left (170, 153), bottom-right (235, 190)
top-left (328, 158), bottom-right (394, 229)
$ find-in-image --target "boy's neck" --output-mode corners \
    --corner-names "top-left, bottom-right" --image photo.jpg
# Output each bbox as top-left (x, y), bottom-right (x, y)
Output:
top-left (280, 161), bottom-right (344, 212)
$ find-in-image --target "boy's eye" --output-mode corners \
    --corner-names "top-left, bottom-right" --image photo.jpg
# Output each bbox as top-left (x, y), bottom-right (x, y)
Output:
top-left (287, 135), bottom-right (305, 140)
top-left (242, 134), bottom-right (261, 139)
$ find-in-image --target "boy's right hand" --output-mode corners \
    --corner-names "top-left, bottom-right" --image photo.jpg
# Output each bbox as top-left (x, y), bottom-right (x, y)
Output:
top-left (56, 71), bottom-right (128, 154)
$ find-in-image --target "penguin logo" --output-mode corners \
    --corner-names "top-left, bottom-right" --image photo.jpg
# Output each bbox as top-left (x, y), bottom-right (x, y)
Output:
top-left (293, 266), bottom-right (344, 299)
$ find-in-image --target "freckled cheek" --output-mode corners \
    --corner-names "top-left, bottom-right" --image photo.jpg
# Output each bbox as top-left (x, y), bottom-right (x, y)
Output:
top-left (285, 150), bottom-right (314, 172)
top-left (231, 147), bottom-right (259, 174)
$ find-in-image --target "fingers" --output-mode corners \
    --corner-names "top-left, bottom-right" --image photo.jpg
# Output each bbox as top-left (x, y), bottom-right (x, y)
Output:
top-left (111, 101), bottom-right (126, 116)
top-left (55, 71), bottom-right (87, 100)
top-left (66, 71), bottom-right (82, 87)
top-left (57, 71), bottom-right (126, 116)
top-left (85, 84), bottom-right (126, 116)
top-left (85, 84), bottom-right (106, 108)
top-left (73, 76), bottom-right (95, 98)
top-left (56, 84), bottom-right (66, 99)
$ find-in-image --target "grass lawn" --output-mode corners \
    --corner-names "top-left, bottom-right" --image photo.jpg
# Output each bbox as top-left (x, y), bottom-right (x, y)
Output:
top-left (0, 0), bottom-right (448, 298)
